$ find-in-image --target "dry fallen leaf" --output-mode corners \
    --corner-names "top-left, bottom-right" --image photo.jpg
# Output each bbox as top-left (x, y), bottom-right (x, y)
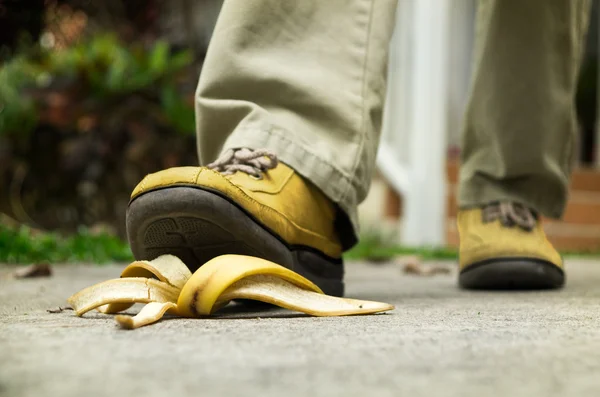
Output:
top-left (396, 256), bottom-right (451, 277)
top-left (395, 255), bottom-right (422, 268)
top-left (13, 263), bottom-right (53, 279)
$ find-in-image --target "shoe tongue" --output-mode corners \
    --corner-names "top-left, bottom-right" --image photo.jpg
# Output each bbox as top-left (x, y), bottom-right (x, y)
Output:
top-left (482, 202), bottom-right (537, 231)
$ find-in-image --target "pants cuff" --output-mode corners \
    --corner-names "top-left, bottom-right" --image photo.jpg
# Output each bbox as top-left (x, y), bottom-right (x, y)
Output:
top-left (458, 175), bottom-right (567, 219)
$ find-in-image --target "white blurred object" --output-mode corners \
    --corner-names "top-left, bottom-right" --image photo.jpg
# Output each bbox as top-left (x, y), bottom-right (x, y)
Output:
top-left (377, 0), bottom-right (476, 247)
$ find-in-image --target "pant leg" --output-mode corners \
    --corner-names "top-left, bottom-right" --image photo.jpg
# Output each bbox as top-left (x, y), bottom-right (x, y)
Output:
top-left (194, 0), bottom-right (397, 248)
top-left (459, 0), bottom-right (591, 218)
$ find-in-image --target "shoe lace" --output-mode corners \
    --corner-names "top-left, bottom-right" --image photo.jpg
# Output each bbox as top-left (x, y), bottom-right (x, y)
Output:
top-left (207, 148), bottom-right (278, 179)
top-left (481, 202), bottom-right (537, 231)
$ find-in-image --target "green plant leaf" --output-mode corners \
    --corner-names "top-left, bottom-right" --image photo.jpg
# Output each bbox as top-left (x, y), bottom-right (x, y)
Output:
top-left (160, 85), bottom-right (195, 136)
top-left (167, 50), bottom-right (193, 72)
top-left (149, 40), bottom-right (170, 77)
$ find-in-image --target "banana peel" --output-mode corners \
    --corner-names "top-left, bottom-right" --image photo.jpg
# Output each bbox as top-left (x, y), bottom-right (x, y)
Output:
top-left (67, 254), bottom-right (394, 329)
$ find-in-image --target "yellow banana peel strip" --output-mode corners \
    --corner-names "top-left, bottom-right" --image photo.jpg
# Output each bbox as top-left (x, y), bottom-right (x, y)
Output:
top-left (217, 275), bottom-right (393, 317)
top-left (67, 254), bottom-right (394, 329)
top-left (115, 302), bottom-right (178, 329)
top-left (67, 277), bottom-right (180, 316)
top-left (95, 255), bottom-right (192, 314)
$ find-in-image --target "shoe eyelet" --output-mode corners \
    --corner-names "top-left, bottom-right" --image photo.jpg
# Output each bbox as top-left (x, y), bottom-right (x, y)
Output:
top-left (250, 174), bottom-right (263, 180)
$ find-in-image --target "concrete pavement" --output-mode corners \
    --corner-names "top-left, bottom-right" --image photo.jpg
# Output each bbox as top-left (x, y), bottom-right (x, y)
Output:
top-left (2, 258), bottom-right (600, 397)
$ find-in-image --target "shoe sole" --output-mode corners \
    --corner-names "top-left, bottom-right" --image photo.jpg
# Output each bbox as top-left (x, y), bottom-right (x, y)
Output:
top-left (458, 258), bottom-right (565, 290)
top-left (126, 186), bottom-right (344, 297)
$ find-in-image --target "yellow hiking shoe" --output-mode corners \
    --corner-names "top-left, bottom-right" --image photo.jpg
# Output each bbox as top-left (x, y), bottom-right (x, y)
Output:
top-left (126, 148), bottom-right (344, 296)
top-left (458, 202), bottom-right (564, 290)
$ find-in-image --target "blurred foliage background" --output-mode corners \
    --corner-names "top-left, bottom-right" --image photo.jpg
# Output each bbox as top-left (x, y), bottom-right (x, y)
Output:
top-left (0, 0), bottom-right (225, 262)
top-left (0, 0), bottom-right (225, 252)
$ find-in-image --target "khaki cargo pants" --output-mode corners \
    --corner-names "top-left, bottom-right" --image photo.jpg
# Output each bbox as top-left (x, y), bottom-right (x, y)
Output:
top-left (195, 0), bottom-right (591, 248)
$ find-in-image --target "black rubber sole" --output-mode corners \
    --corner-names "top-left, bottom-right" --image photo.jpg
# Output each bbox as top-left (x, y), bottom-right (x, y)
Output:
top-left (126, 186), bottom-right (344, 297)
top-left (458, 257), bottom-right (565, 290)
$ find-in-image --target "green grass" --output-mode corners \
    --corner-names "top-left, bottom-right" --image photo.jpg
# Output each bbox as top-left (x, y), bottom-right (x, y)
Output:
top-left (343, 230), bottom-right (600, 262)
top-left (1, 222), bottom-right (598, 265)
top-left (344, 241), bottom-right (600, 262)
top-left (343, 232), bottom-right (458, 261)
top-left (0, 223), bottom-right (133, 264)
